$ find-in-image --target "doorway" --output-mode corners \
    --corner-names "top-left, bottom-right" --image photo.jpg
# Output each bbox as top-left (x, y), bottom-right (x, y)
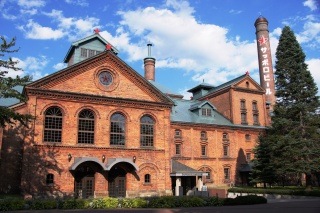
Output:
top-left (108, 166), bottom-right (126, 197)
top-left (74, 165), bottom-right (95, 198)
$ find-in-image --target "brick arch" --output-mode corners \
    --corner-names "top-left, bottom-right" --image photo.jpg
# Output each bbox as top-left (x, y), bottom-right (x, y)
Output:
top-left (138, 112), bottom-right (159, 124)
top-left (139, 162), bottom-right (160, 173)
top-left (74, 106), bottom-right (101, 119)
top-left (197, 165), bottom-right (215, 173)
top-left (40, 103), bottom-right (69, 117)
top-left (106, 109), bottom-right (132, 122)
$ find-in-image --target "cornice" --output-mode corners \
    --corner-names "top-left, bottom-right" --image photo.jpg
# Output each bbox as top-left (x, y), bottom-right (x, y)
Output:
top-left (25, 87), bottom-right (172, 110)
top-left (233, 87), bottom-right (265, 94)
top-left (34, 144), bottom-right (165, 152)
top-left (170, 121), bottom-right (266, 132)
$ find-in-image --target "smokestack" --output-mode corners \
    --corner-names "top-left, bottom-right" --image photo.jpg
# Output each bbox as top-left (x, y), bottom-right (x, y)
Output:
top-left (144, 42), bottom-right (156, 81)
top-left (254, 16), bottom-right (276, 109)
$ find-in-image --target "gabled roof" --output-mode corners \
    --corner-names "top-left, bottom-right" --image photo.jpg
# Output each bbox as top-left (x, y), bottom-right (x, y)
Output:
top-left (187, 82), bottom-right (215, 93)
top-left (27, 50), bottom-right (174, 105)
top-left (63, 33), bottom-right (119, 63)
top-left (171, 160), bottom-right (206, 176)
top-left (170, 98), bottom-right (233, 125)
top-left (210, 74), bottom-right (247, 93)
top-left (148, 80), bottom-right (183, 98)
top-left (189, 100), bottom-right (217, 111)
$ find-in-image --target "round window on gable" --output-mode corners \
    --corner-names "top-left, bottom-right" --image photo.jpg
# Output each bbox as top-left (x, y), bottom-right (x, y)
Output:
top-left (246, 81), bottom-right (249, 88)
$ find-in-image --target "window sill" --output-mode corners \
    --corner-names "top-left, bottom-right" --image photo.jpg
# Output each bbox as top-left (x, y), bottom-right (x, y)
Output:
top-left (143, 183), bottom-right (152, 186)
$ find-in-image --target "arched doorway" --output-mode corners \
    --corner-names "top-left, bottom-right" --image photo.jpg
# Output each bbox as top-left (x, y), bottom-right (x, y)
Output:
top-left (73, 161), bottom-right (104, 198)
top-left (108, 165), bottom-right (126, 197)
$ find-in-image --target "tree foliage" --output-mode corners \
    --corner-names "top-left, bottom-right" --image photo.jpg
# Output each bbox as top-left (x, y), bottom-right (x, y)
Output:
top-left (251, 26), bottom-right (320, 187)
top-left (0, 36), bottom-right (33, 127)
top-left (251, 134), bottom-right (276, 187)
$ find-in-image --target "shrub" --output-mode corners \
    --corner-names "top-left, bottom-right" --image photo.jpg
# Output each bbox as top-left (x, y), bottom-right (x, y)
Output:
top-left (29, 199), bottom-right (57, 210)
top-left (0, 199), bottom-right (25, 211)
top-left (59, 199), bottom-right (90, 209)
top-left (203, 196), bottom-right (224, 206)
top-left (90, 197), bottom-right (118, 209)
top-left (147, 196), bottom-right (177, 208)
top-left (120, 198), bottom-right (147, 208)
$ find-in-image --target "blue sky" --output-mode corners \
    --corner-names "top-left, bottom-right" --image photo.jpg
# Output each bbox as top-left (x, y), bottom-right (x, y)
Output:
top-left (1, 0), bottom-right (320, 99)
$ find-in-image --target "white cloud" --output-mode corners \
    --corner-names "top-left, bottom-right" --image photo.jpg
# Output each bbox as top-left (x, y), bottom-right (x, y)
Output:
top-left (20, 8), bottom-right (38, 16)
top-left (42, 9), bottom-right (100, 41)
top-left (65, 0), bottom-right (89, 7)
top-left (18, 19), bottom-right (65, 40)
top-left (303, 0), bottom-right (317, 11)
top-left (18, 56), bottom-right (49, 71)
top-left (53, 63), bottom-right (67, 70)
top-left (229, 9), bottom-right (243, 15)
top-left (18, 0), bottom-right (45, 8)
top-left (306, 58), bottom-right (320, 90)
top-left (109, 0), bottom-right (260, 86)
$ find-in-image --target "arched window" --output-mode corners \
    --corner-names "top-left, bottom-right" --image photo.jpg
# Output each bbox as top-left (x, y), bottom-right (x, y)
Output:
top-left (78, 109), bottom-right (95, 144)
top-left (140, 115), bottom-right (154, 147)
top-left (110, 113), bottom-right (126, 146)
top-left (144, 174), bottom-right (151, 183)
top-left (44, 106), bottom-right (63, 143)
top-left (46, 173), bottom-right (54, 185)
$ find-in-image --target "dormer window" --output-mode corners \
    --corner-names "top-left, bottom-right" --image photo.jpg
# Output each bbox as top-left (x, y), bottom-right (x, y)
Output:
top-left (202, 108), bottom-right (212, 117)
top-left (80, 48), bottom-right (101, 58)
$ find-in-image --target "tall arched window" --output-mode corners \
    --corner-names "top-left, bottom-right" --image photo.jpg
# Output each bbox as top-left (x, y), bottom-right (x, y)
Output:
top-left (110, 113), bottom-right (126, 146)
top-left (140, 115), bottom-right (154, 147)
top-left (78, 109), bottom-right (95, 144)
top-left (44, 106), bottom-right (63, 143)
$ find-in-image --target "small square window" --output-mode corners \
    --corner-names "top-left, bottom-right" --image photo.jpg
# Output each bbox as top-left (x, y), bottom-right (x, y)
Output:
top-left (175, 130), bottom-right (181, 137)
top-left (245, 134), bottom-right (251, 141)
top-left (223, 133), bottom-right (228, 139)
top-left (202, 108), bottom-right (212, 117)
top-left (201, 131), bottom-right (207, 139)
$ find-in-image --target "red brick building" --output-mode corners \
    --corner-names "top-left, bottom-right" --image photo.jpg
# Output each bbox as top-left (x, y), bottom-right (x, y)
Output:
top-left (0, 21), bottom-right (272, 198)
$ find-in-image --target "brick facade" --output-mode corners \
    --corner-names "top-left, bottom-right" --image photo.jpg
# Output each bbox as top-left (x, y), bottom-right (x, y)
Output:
top-left (0, 32), bottom-right (271, 198)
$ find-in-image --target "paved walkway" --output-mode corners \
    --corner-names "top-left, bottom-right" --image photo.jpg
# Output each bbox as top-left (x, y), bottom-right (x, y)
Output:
top-left (6, 198), bottom-right (320, 213)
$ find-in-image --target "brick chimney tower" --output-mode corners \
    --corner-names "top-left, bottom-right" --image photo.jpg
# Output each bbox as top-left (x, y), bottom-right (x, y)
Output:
top-left (144, 42), bottom-right (156, 81)
top-left (254, 16), bottom-right (276, 110)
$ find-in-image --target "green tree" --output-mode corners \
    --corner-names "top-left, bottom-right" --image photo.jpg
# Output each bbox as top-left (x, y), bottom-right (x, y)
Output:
top-left (0, 36), bottom-right (33, 127)
top-left (250, 134), bottom-right (277, 188)
top-left (270, 26), bottom-right (320, 189)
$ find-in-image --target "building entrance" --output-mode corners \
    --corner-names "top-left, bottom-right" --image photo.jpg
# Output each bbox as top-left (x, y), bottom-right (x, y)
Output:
top-left (108, 166), bottom-right (126, 197)
top-left (74, 165), bottom-right (95, 198)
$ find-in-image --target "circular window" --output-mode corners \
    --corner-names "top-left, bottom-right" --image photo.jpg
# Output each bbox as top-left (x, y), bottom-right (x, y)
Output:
top-left (94, 66), bottom-right (119, 92)
top-left (99, 71), bottom-right (113, 86)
